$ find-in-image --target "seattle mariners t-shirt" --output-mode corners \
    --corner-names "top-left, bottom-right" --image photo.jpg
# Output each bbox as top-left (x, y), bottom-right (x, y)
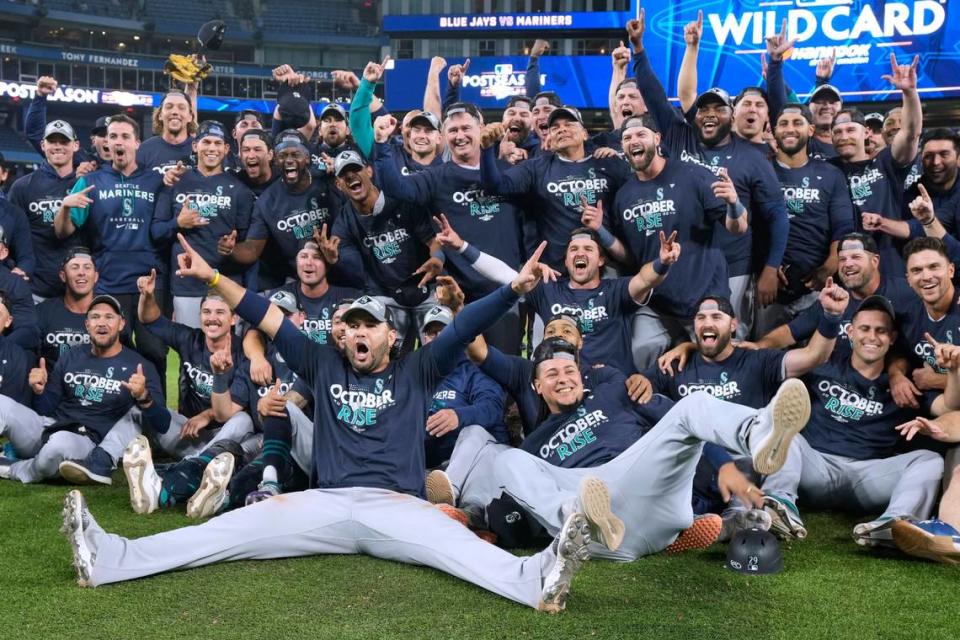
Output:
top-left (611, 159), bottom-right (729, 318)
top-left (143, 316), bottom-right (243, 419)
top-left (899, 295), bottom-right (960, 407)
top-left (802, 350), bottom-right (912, 459)
top-left (644, 348), bottom-right (786, 409)
top-left (274, 282), bottom-right (361, 345)
top-left (136, 135), bottom-right (195, 175)
top-left (154, 170), bottom-right (255, 296)
top-left (521, 369), bottom-right (648, 468)
top-left (36, 298), bottom-right (90, 368)
top-left (526, 277), bottom-right (642, 375)
top-left (247, 176), bottom-right (343, 290)
top-left (0, 336), bottom-right (33, 406)
top-left (229, 342), bottom-right (298, 432)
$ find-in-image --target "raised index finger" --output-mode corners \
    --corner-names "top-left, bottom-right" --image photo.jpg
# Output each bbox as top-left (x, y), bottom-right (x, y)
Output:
top-left (917, 182), bottom-right (931, 201)
top-left (529, 241), bottom-right (548, 265)
top-left (924, 331), bottom-right (941, 347)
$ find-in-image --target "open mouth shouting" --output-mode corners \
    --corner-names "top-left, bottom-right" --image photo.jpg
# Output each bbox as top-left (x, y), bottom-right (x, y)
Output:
top-left (345, 175), bottom-right (364, 197)
top-left (698, 329), bottom-right (719, 349)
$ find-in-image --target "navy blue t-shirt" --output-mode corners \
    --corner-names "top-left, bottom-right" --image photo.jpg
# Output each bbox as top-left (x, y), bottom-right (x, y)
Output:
top-left (899, 295), bottom-right (960, 407)
top-left (36, 297), bottom-right (90, 368)
top-left (229, 342), bottom-right (299, 432)
top-left (0, 265), bottom-right (40, 351)
top-left (144, 316), bottom-right (243, 419)
top-left (247, 176), bottom-right (342, 291)
top-left (776, 158), bottom-right (855, 277)
top-left (903, 178), bottom-right (960, 239)
top-left (644, 348), bottom-right (785, 409)
top-left (521, 369), bottom-right (649, 468)
top-left (377, 143), bottom-right (525, 300)
top-left (611, 159), bottom-right (729, 317)
top-left (6, 163), bottom-right (85, 298)
top-left (480, 148), bottom-right (632, 270)
top-left (526, 276), bottom-right (642, 375)
top-left (273, 282), bottom-right (361, 345)
top-left (34, 345), bottom-right (165, 442)
top-left (136, 135), bottom-right (195, 175)
top-left (330, 194), bottom-right (435, 297)
top-left (0, 335), bottom-right (33, 406)
top-left (153, 170), bottom-right (255, 296)
top-left (802, 351), bottom-right (912, 460)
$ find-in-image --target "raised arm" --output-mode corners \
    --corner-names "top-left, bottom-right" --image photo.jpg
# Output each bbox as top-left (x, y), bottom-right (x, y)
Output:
top-left (423, 56), bottom-right (447, 121)
top-left (628, 230), bottom-right (680, 303)
top-left (526, 39), bottom-right (549, 97)
top-left (677, 12), bottom-right (703, 115)
top-left (608, 41), bottom-right (631, 127)
top-left (627, 14), bottom-right (684, 132)
top-left (885, 54), bottom-right (922, 166)
top-left (782, 278), bottom-right (849, 377)
top-left (763, 19), bottom-right (794, 123)
top-left (136, 269), bottom-right (162, 325)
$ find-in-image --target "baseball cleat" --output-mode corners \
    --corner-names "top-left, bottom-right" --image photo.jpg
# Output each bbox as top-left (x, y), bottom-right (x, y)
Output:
top-left (186, 452), bottom-right (235, 519)
top-left (751, 378), bottom-right (810, 475)
top-left (665, 513), bottom-right (722, 554)
top-left (61, 490), bottom-right (96, 587)
top-left (123, 436), bottom-right (162, 514)
top-left (719, 507), bottom-right (772, 543)
top-left (892, 518), bottom-right (960, 565)
top-left (853, 516), bottom-right (905, 549)
top-left (425, 469), bottom-right (456, 505)
top-left (59, 447), bottom-right (115, 486)
top-left (0, 456), bottom-right (15, 480)
top-left (435, 503), bottom-right (470, 527)
top-left (764, 495), bottom-right (807, 540)
top-left (538, 513), bottom-right (591, 613)
top-left (578, 476), bottom-right (624, 552)
top-left (244, 480), bottom-right (281, 506)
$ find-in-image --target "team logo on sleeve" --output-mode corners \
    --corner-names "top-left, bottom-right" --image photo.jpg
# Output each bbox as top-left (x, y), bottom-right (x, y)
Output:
top-left (328, 379), bottom-right (396, 432)
top-left (539, 404), bottom-right (607, 461)
top-left (815, 379), bottom-right (884, 423)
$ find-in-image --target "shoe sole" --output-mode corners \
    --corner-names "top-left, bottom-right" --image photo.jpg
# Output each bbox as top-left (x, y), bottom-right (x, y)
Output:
top-left (425, 470), bottom-right (455, 505)
top-left (538, 513), bottom-right (591, 613)
top-left (891, 520), bottom-right (960, 565)
top-left (186, 453), bottom-right (235, 519)
top-left (753, 379), bottom-right (810, 475)
top-left (665, 514), bottom-right (722, 554)
top-left (578, 476), bottom-right (624, 552)
top-left (60, 490), bottom-right (93, 587)
top-left (435, 503), bottom-right (469, 527)
top-left (764, 498), bottom-right (807, 540)
top-left (122, 436), bottom-right (158, 515)
top-left (59, 461), bottom-right (113, 486)
top-left (853, 520), bottom-right (897, 548)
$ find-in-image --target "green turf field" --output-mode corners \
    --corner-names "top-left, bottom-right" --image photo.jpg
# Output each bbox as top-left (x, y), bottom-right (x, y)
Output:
top-left (3, 353), bottom-right (958, 639)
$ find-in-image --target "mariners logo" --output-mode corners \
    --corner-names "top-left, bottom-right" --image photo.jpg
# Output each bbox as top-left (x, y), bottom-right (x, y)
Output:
top-left (677, 371), bottom-right (742, 400)
top-left (64, 369), bottom-right (123, 406)
top-left (329, 380), bottom-right (396, 432)
top-left (550, 299), bottom-right (608, 334)
top-left (302, 307), bottom-right (333, 344)
top-left (782, 176), bottom-right (822, 217)
top-left (545, 169), bottom-right (608, 210)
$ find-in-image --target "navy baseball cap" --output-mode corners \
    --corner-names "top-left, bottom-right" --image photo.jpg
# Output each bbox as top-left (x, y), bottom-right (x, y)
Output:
top-left (239, 129), bottom-right (273, 148)
top-left (91, 115), bottom-right (111, 136)
top-left (734, 86), bottom-right (768, 105)
top-left (547, 105), bottom-right (583, 127)
top-left (274, 129), bottom-right (310, 154)
top-left (833, 108), bottom-right (866, 128)
top-left (235, 109), bottom-right (262, 127)
top-left (809, 84), bottom-right (843, 104)
top-left (444, 102), bottom-right (482, 122)
top-left (546, 312), bottom-right (581, 334)
top-left (695, 295), bottom-right (736, 319)
top-left (622, 113), bottom-right (660, 134)
top-left (532, 337), bottom-right (580, 376)
top-left (277, 91), bottom-right (312, 129)
top-left (89, 294), bottom-right (124, 317)
top-left (776, 103), bottom-right (814, 124)
top-left (855, 294), bottom-right (895, 322)
top-left (695, 87), bottom-right (732, 110)
top-left (196, 120), bottom-right (227, 141)
top-left (342, 295), bottom-right (394, 327)
top-left (506, 95), bottom-right (533, 110)
top-left (60, 246), bottom-right (95, 270)
top-left (532, 91), bottom-right (562, 107)
top-left (334, 149), bottom-right (366, 176)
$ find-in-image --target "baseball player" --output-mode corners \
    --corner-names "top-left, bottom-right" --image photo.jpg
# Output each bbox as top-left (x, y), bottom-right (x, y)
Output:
top-left (0, 295), bottom-right (167, 483)
top-left (61, 236), bottom-right (599, 612)
top-left (0, 226), bottom-right (41, 350)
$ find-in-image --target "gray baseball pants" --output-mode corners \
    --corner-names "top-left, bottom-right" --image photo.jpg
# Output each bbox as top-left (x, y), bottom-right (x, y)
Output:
top-left (761, 433), bottom-right (943, 519)
top-left (84, 486), bottom-right (556, 607)
top-left (447, 391), bottom-right (762, 561)
top-left (153, 411), bottom-right (255, 459)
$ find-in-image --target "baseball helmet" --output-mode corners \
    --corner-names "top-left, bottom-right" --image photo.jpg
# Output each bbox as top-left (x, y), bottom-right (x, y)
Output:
top-left (198, 20), bottom-right (227, 51)
top-left (726, 527), bottom-right (783, 575)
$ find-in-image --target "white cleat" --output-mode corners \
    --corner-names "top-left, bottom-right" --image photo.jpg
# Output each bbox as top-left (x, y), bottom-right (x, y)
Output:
top-left (122, 436), bottom-right (162, 514)
top-left (751, 379), bottom-right (810, 475)
top-left (60, 490), bottom-right (96, 587)
top-left (425, 469), bottom-right (456, 505)
top-left (538, 513), bottom-right (592, 613)
top-left (578, 476), bottom-right (624, 552)
top-left (853, 516), bottom-right (904, 549)
top-left (186, 452), bottom-right (235, 519)
top-left (719, 507), bottom-right (772, 543)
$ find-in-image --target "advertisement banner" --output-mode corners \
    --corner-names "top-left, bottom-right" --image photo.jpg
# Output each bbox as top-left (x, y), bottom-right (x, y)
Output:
top-left (384, 0), bottom-right (960, 108)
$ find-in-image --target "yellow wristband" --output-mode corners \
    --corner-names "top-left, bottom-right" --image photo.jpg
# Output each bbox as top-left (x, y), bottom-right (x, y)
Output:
top-left (208, 270), bottom-right (221, 288)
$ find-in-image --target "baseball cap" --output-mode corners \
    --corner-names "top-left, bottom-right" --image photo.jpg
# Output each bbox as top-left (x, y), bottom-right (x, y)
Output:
top-left (277, 91), bottom-right (312, 130)
top-left (839, 232), bottom-right (880, 255)
top-left (855, 294), bottom-right (896, 322)
top-left (832, 108), bottom-right (866, 128)
top-left (89, 294), bottom-right (124, 317)
top-left (60, 246), bottom-right (95, 270)
top-left (239, 129), bottom-right (273, 148)
top-left (408, 110), bottom-right (440, 131)
top-left (532, 91), bottom-right (562, 107)
top-left (506, 95), bottom-right (533, 110)
top-left (695, 295), bottom-right (736, 319)
top-left (268, 290), bottom-right (301, 316)
top-left (334, 149), bottom-right (366, 176)
top-left (734, 86), bottom-right (768, 105)
top-left (695, 87), bottom-right (732, 110)
top-left (809, 84), bottom-right (843, 104)
top-left (320, 102), bottom-right (347, 121)
top-left (444, 102), bottom-right (482, 122)
top-left (44, 120), bottom-right (77, 141)
top-left (546, 312), bottom-right (581, 335)
top-left (341, 295), bottom-right (394, 327)
top-left (420, 305), bottom-right (454, 339)
top-left (532, 337), bottom-right (580, 375)
top-left (621, 113), bottom-right (660, 135)
top-left (776, 103), bottom-right (814, 124)
top-left (865, 112), bottom-right (884, 126)
top-left (274, 129), bottom-right (310, 154)
top-left (569, 227), bottom-right (602, 247)
top-left (547, 105), bottom-right (583, 127)
top-left (196, 120), bottom-right (227, 141)
top-left (91, 116), bottom-right (111, 136)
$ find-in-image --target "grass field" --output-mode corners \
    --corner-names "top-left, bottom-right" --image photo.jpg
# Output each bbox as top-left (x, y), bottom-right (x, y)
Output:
top-left (3, 354), bottom-right (959, 639)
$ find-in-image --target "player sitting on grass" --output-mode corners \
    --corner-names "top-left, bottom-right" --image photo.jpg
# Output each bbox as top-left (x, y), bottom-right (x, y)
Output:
top-left (61, 235), bottom-right (601, 612)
